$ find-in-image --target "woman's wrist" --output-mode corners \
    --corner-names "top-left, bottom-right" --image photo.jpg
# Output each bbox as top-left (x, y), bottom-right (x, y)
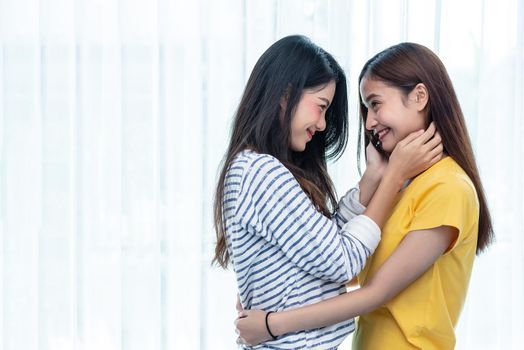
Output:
top-left (265, 312), bottom-right (278, 340)
top-left (381, 167), bottom-right (405, 192)
top-left (267, 310), bottom-right (289, 337)
top-left (363, 166), bottom-right (383, 184)
top-left (359, 168), bottom-right (383, 206)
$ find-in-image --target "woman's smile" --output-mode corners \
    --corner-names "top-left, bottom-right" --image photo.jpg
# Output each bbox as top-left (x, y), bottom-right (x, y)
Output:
top-left (377, 127), bottom-right (391, 142)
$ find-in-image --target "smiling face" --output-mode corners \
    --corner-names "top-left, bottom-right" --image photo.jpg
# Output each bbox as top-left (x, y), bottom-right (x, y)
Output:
top-left (288, 80), bottom-right (336, 152)
top-left (360, 77), bottom-right (428, 153)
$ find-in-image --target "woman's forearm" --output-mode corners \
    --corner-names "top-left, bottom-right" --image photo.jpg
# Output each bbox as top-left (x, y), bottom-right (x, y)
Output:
top-left (268, 226), bottom-right (455, 336)
top-left (270, 284), bottom-right (385, 335)
top-left (362, 168), bottom-right (404, 228)
top-left (358, 167), bottom-right (383, 206)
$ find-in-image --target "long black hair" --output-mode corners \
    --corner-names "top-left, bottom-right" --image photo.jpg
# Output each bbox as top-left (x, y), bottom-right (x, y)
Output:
top-left (213, 35), bottom-right (349, 268)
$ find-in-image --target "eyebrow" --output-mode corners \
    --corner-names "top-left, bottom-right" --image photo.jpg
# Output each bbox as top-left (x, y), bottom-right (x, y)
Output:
top-left (363, 93), bottom-right (380, 107)
top-left (319, 97), bottom-right (331, 107)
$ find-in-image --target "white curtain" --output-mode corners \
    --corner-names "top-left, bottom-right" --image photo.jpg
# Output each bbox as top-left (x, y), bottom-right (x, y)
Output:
top-left (0, 0), bottom-right (522, 349)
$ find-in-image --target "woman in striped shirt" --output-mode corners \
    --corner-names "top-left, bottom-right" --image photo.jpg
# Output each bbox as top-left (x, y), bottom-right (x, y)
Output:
top-left (213, 36), bottom-right (442, 349)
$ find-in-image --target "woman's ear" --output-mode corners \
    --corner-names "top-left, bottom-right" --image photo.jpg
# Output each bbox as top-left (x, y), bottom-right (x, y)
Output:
top-left (411, 83), bottom-right (429, 111)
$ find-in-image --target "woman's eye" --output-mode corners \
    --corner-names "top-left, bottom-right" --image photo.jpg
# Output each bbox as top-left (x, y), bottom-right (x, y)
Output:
top-left (320, 105), bottom-right (327, 111)
top-left (371, 101), bottom-right (379, 109)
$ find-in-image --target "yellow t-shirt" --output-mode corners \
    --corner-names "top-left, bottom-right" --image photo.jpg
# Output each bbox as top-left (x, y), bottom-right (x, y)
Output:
top-left (353, 157), bottom-right (480, 350)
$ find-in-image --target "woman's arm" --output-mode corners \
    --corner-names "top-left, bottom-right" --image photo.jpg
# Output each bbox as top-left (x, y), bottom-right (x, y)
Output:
top-left (332, 144), bottom-right (384, 231)
top-left (236, 225), bottom-right (458, 345)
top-left (333, 143), bottom-right (386, 230)
top-left (357, 143), bottom-right (387, 207)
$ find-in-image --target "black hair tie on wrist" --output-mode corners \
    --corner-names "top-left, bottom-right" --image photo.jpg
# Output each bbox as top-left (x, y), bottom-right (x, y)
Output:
top-left (265, 311), bottom-right (277, 340)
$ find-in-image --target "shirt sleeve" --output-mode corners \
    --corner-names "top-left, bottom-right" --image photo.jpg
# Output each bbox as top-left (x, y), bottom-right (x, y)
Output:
top-left (407, 178), bottom-right (479, 251)
top-left (333, 184), bottom-right (366, 229)
top-left (235, 154), bottom-right (381, 283)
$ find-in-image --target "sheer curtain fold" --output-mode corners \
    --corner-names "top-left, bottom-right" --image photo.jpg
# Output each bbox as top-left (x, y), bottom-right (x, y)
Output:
top-left (0, 0), bottom-right (522, 349)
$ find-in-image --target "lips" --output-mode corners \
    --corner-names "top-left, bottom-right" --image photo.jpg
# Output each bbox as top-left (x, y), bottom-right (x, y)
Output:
top-left (376, 128), bottom-right (390, 141)
top-left (306, 129), bottom-right (315, 140)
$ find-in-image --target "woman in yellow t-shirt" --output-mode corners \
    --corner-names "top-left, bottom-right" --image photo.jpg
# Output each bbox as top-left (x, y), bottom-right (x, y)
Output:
top-left (235, 43), bottom-right (494, 350)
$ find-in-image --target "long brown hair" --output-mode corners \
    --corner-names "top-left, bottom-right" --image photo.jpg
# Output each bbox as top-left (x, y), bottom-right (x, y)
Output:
top-left (213, 35), bottom-right (349, 268)
top-left (357, 42), bottom-right (493, 254)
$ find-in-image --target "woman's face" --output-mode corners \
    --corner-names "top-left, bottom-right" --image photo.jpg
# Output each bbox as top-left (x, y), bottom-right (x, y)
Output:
top-left (360, 77), bottom-right (427, 153)
top-left (288, 80), bottom-right (336, 152)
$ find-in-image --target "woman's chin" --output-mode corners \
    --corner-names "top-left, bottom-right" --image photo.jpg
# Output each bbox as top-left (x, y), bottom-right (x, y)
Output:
top-left (381, 143), bottom-right (394, 153)
top-left (290, 143), bottom-right (306, 152)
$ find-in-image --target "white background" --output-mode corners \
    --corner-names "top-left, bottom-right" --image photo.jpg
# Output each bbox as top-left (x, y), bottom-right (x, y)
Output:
top-left (0, 0), bottom-right (522, 349)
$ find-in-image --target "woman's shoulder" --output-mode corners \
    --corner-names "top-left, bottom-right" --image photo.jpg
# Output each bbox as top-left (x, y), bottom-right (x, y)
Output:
top-left (231, 149), bottom-right (286, 175)
top-left (228, 150), bottom-right (299, 200)
top-left (412, 156), bottom-right (477, 199)
top-left (233, 149), bottom-right (275, 163)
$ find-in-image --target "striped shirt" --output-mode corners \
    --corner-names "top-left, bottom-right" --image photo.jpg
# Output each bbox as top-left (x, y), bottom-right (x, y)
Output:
top-left (224, 150), bottom-right (380, 349)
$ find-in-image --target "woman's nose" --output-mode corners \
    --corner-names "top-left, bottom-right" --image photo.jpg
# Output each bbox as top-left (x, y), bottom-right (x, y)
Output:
top-left (365, 111), bottom-right (378, 131)
top-left (316, 115), bottom-right (326, 131)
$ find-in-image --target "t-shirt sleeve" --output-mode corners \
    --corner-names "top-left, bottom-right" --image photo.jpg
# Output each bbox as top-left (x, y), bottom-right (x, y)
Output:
top-left (407, 178), bottom-right (479, 250)
top-left (235, 154), bottom-right (381, 283)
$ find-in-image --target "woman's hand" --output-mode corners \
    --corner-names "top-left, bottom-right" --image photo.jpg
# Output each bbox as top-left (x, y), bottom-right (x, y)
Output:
top-left (359, 143), bottom-right (388, 206)
top-left (365, 141), bottom-right (388, 178)
top-left (236, 294), bottom-right (243, 313)
top-left (235, 309), bottom-right (272, 346)
top-left (387, 122), bottom-right (443, 181)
